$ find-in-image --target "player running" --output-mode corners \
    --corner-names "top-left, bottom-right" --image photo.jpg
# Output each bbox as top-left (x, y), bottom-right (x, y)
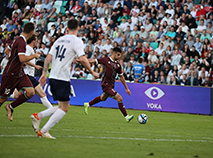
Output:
top-left (30, 19), bottom-right (99, 139)
top-left (0, 22), bottom-right (39, 121)
top-left (12, 34), bottom-right (53, 109)
top-left (84, 47), bottom-right (134, 123)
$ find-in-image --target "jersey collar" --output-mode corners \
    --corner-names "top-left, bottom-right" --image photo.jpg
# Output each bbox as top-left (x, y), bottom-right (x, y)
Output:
top-left (20, 35), bottom-right (27, 43)
top-left (109, 57), bottom-right (116, 62)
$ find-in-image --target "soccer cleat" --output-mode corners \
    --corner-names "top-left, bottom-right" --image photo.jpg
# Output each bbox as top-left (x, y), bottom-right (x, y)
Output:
top-left (38, 131), bottom-right (56, 139)
top-left (30, 113), bottom-right (40, 133)
top-left (126, 115), bottom-right (134, 123)
top-left (5, 104), bottom-right (14, 121)
top-left (84, 102), bottom-right (89, 115)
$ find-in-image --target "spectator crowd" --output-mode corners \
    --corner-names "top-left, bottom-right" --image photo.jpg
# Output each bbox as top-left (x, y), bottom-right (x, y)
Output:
top-left (0, 0), bottom-right (213, 87)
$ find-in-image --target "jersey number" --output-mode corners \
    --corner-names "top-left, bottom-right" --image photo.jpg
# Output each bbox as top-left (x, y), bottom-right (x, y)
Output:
top-left (55, 45), bottom-right (66, 61)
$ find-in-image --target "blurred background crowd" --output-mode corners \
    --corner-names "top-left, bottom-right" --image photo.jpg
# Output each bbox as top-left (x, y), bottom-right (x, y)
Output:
top-left (0, 0), bottom-right (213, 87)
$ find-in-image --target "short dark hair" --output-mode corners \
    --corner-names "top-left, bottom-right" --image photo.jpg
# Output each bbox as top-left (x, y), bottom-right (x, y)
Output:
top-left (23, 22), bottom-right (35, 34)
top-left (67, 19), bottom-right (79, 31)
top-left (27, 34), bottom-right (36, 44)
top-left (113, 47), bottom-right (122, 53)
top-left (138, 57), bottom-right (143, 63)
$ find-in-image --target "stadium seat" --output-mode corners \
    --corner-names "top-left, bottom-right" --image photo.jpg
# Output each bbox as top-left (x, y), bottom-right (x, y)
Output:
top-left (22, 21), bottom-right (30, 28)
top-left (150, 42), bottom-right (159, 50)
top-left (63, 1), bottom-right (68, 7)
top-left (54, 1), bottom-right (63, 7)
top-left (60, 6), bottom-right (66, 15)
top-left (53, 1), bottom-right (63, 14)
top-left (61, 1), bottom-right (68, 15)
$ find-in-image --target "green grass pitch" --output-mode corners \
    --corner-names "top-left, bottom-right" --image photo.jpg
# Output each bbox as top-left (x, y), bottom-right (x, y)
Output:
top-left (0, 102), bottom-right (213, 158)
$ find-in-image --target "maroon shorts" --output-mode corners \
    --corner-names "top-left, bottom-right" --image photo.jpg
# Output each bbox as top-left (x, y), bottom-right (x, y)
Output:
top-left (102, 86), bottom-right (118, 98)
top-left (0, 74), bottom-right (33, 98)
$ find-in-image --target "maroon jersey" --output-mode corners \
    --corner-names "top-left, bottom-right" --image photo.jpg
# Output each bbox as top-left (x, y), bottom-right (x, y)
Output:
top-left (3, 35), bottom-right (26, 77)
top-left (97, 56), bottom-right (122, 88)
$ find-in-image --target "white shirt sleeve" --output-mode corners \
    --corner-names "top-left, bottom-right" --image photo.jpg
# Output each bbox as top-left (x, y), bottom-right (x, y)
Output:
top-left (25, 45), bottom-right (34, 56)
top-left (49, 42), bottom-right (56, 56)
top-left (75, 39), bottom-right (85, 57)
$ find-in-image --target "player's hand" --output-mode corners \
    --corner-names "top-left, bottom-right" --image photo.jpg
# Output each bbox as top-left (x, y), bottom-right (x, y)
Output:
top-left (35, 65), bottom-right (43, 70)
top-left (34, 53), bottom-right (40, 59)
top-left (39, 74), bottom-right (47, 87)
top-left (126, 88), bottom-right (131, 96)
top-left (92, 72), bottom-right (99, 79)
top-left (76, 58), bottom-right (80, 63)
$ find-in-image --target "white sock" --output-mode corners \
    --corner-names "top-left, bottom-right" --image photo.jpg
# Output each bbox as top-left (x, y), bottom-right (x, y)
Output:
top-left (38, 106), bottom-right (58, 120)
top-left (41, 108), bottom-right (66, 133)
top-left (125, 115), bottom-right (129, 119)
top-left (40, 96), bottom-right (53, 109)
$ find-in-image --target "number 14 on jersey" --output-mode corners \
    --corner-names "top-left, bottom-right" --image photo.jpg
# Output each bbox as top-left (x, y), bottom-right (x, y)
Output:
top-left (55, 45), bottom-right (66, 61)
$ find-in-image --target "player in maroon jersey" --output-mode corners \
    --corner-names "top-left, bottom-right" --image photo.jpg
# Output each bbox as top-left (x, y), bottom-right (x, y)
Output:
top-left (0, 22), bottom-right (40, 121)
top-left (84, 47), bottom-right (134, 122)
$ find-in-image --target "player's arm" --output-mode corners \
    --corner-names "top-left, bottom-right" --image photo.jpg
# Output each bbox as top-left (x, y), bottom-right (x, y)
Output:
top-left (4, 47), bottom-right (11, 56)
top-left (39, 54), bottom-right (52, 87)
top-left (87, 58), bottom-right (97, 64)
top-left (120, 74), bottom-right (131, 96)
top-left (79, 55), bottom-right (99, 79)
top-left (19, 53), bottom-right (40, 63)
top-left (25, 61), bottom-right (43, 70)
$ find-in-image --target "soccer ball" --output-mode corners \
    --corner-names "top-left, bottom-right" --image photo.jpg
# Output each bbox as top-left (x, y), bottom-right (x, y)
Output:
top-left (138, 114), bottom-right (148, 124)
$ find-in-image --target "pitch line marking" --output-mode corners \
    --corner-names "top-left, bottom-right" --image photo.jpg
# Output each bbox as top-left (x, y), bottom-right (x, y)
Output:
top-left (0, 134), bottom-right (212, 143)
top-left (1, 126), bottom-right (213, 140)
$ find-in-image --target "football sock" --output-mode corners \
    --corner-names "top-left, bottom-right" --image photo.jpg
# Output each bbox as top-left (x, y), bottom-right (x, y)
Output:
top-left (41, 108), bottom-right (66, 133)
top-left (11, 93), bottom-right (30, 108)
top-left (118, 101), bottom-right (127, 117)
top-left (125, 115), bottom-right (129, 119)
top-left (40, 96), bottom-right (53, 109)
top-left (38, 106), bottom-right (58, 120)
top-left (89, 96), bottom-right (102, 107)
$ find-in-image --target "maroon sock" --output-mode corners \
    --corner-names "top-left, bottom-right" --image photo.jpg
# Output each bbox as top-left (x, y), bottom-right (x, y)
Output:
top-left (118, 101), bottom-right (127, 117)
top-left (89, 96), bottom-right (102, 107)
top-left (11, 93), bottom-right (30, 109)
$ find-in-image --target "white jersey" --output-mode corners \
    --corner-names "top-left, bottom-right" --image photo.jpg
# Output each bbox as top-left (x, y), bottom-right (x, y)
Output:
top-left (49, 34), bottom-right (85, 81)
top-left (24, 45), bottom-right (36, 77)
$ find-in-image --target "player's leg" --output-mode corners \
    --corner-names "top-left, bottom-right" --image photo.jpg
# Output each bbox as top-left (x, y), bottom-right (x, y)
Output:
top-left (31, 106), bottom-right (58, 133)
top-left (12, 89), bottom-right (23, 99)
top-left (0, 75), bottom-right (15, 107)
top-left (35, 84), bottom-right (53, 109)
top-left (114, 93), bottom-right (134, 123)
top-left (7, 88), bottom-right (35, 121)
top-left (0, 97), bottom-right (11, 120)
top-left (0, 98), bottom-right (8, 107)
top-left (10, 75), bottom-right (35, 108)
top-left (37, 79), bottom-right (70, 139)
top-left (10, 88), bottom-right (35, 109)
top-left (28, 75), bottom-right (52, 109)
top-left (5, 76), bottom-right (35, 121)
top-left (38, 101), bottom-right (69, 139)
top-left (84, 93), bottom-right (108, 115)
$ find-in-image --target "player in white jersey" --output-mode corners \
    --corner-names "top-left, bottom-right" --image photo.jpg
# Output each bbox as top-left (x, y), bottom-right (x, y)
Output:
top-left (30, 19), bottom-right (99, 139)
top-left (11, 34), bottom-right (53, 110)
